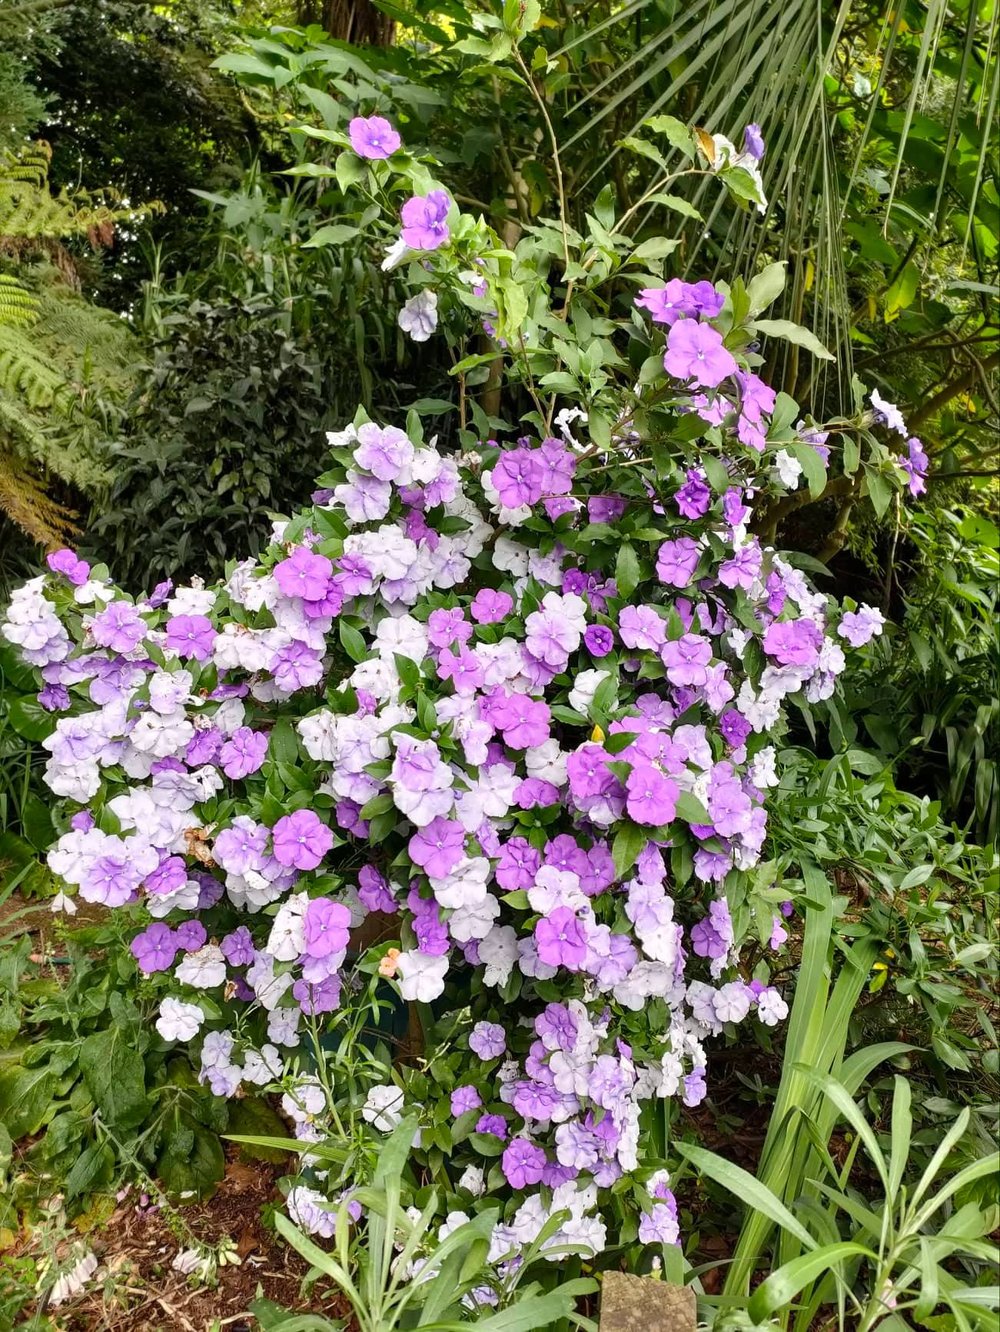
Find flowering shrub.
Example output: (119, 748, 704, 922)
(2, 32, 928, 1285)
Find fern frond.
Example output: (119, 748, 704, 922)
(0, 446, 79, 547)
(0, 273, 38, 326)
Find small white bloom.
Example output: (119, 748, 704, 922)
(362, 1083, 405, 1132)
(396, 949, 449, 1002)
(155, 997, 205, 1042)
(398, 289, 438, 342)
(175, 944, 227, 988)
(49, 1251, 98, 1307)
(381, 236, 409, 271)
(50, 891, 77, 915)
(772, 449, 803, 490)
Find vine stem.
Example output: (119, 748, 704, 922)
(513, 48, 569, 272)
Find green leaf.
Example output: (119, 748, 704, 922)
(79, 1028, 149, 1131)
(228, 1098, 293, 1164)
(747, 262, 787, 314)
(158, 1115, 225, 1200)
(65, 1141, 115, 1201)
(677, 1142, 817, 1250)
(753, 318, 834, 361)
(334, 151, 367, 192)
(7, 697, 56, 742)
(628, 237, 681, 263)
(339, 621, 368, 663)
(675, 791, 711, 825)
(746, 1242, 876, 1321)
(269, 719, 299, 766)
(781, 442, 829, 499)
(612, 822, 647, 878)
(615, 544, 641, 599)
(645, 114, 695, 159)
(304, 223, 360, 249)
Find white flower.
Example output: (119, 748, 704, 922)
(757, 987, 789, 1026)
(396, 949, 449, 1002)
(49, 1251, 98, 1306)
(458, 1165, 485, 1196)
(171, 1248, 206, 1276)
(156, 997, 205, 1042)
(362, 1083, 405, 1132)
(772, 449, 802, 490)
(870, 388, 907, 435)
(398, 289, 438, 342)
(267, 894, 309, 962)
(381, 236, 409, 271)
(568, 668, 612, 717)
(50, 891, 77, 915)
(175, 945, 227, 988)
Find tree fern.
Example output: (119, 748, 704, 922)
(0, 143, 147, 548)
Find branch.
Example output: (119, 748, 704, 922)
(907, 350, 1000, 428)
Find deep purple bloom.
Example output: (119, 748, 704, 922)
(409, 818, 465, 879)
(584, 624, 614, 657)
(274, 548, 334, 602)
(451, 1085, 482, 1116)
(476, 1113, 508, 1140)
(175, 920, 207, 952)
(743, 123, 766, 161)
(625, 765, 679, 826)
(492, 448, 543, 509)
(664, 320, 738, 388)
(675, 469, 712, 520)
(221, 926, 255, 967)
(131, 923, 177, 974)
(470, 588, 513, 624)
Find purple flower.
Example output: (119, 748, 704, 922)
(303, 898, 351, 958)
(469, 1021, 506, 1060)
(220, 727, 268, 779)
(656, 537, 700, 587)
(175, 919, 207, 952)
(274, 548, 334, 602)
(355, 424, 414, 482)
(349, 114, 401, 159)
(146, 579, 173, 608)
(496, 837, 542, 890)
(409, 818, 466, 879)
(675, 468, 712, 520)
(636, 279, 724, 325)
(400, 190, 450, 250)
(271, 810, 334, 871)
(762, 618, 823, 667)
(838, 604, 885, 648)
(451, 1085, 482, 1116)
(492, 448, 543, 509)
(221, 927, 255, 967)
(719, 709, 752, 748)
(493, 692, 550, 750)
(164, 614, 216, 662)
(90, 601, 146, 654)
(535, 907, 587, 970)
(470, 588, 513, 624)
(664, 320, 738, 388)
(46, 549, 90, 586)
(501, 1138, 546, 1190)
(625, 765, 679, 826)
(475, 1113, 508, 1140)
(743, 123, 766, 161)
(130, 923, 177, 974)
(638, 1200, 680, 1245)
(587, 495, 626, 524)
(584, 624, 614, 657)
(144, 855, 187, 896)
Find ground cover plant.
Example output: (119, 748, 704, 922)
(0, 1, 997, 1328)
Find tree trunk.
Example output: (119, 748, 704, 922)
(298, 0, 395, 46)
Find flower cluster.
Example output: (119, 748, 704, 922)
(3, 112, 915, 1272)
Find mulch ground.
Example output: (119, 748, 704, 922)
(11, 1154, 357, 1331)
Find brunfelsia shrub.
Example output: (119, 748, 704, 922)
(1, 101, 923, 1274)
